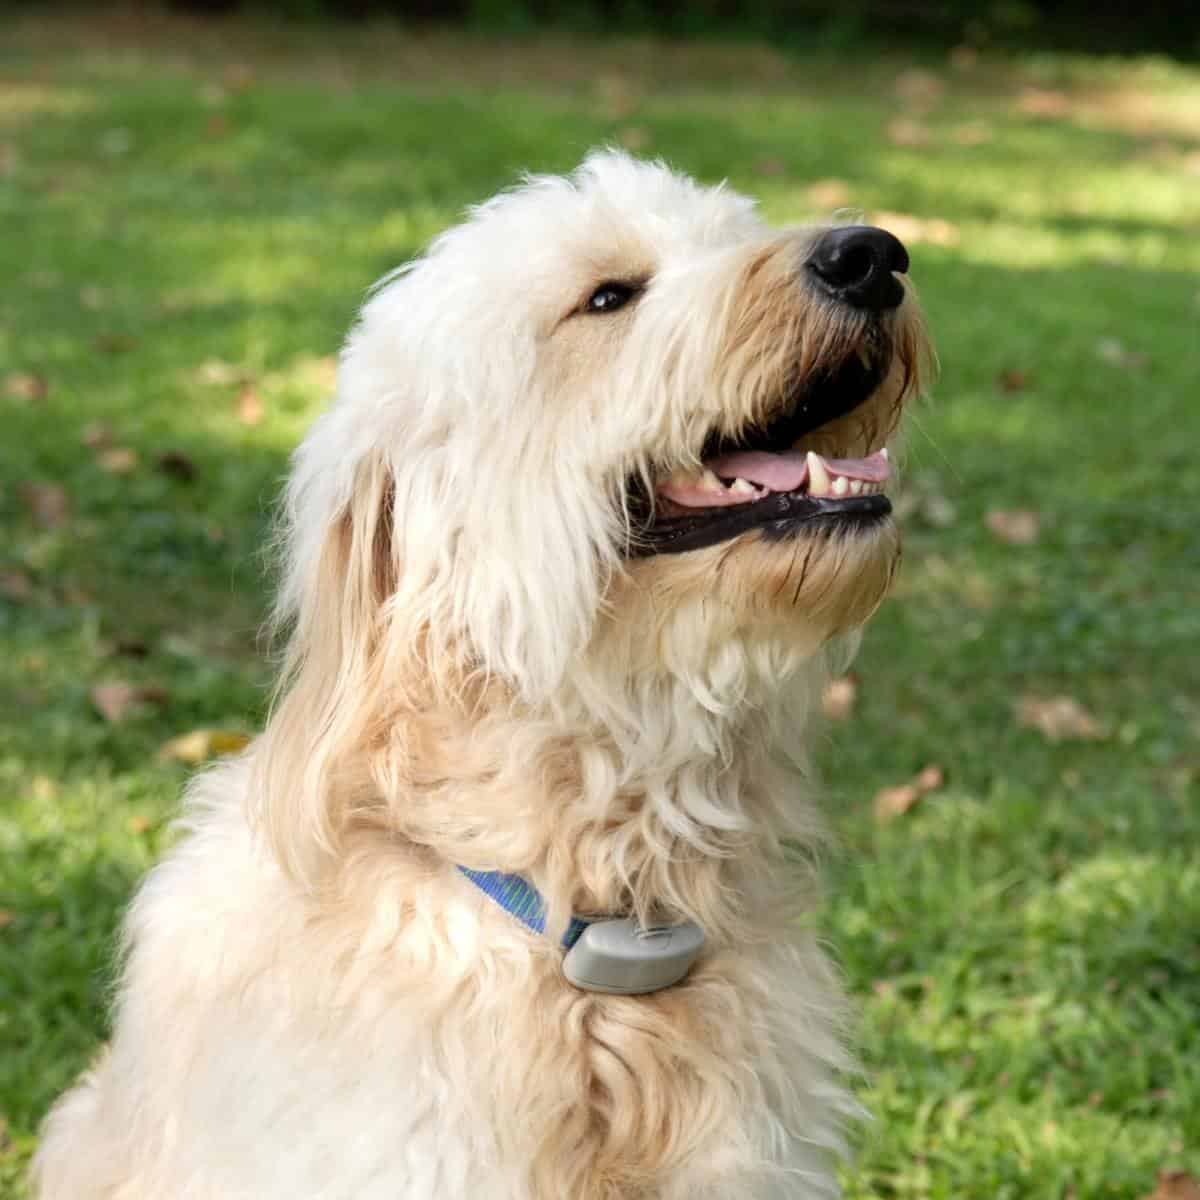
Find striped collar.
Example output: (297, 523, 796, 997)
(457, 867, 594, 948)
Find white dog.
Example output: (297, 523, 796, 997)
(35, 151, 927, 1199)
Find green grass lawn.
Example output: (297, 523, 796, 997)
(2, 13, 1198, 1198)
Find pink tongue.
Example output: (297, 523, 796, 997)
(707, 449, 890, 489)
(705, 450, 808, 491)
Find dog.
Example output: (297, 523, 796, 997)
(35, 151, 928, 1199)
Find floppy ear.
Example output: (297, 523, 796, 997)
(253, 425, 400, 884)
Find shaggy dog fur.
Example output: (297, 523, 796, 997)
(35, 152, 929, 1199)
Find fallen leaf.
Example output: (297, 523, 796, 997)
(986, 508, 1040, 545)
(1096, 337, 1149, 369)
(307, 355, 338, 391)
(97, 446, 139, 474)
(997, 368, 1030, 392)
(80, 421, 113, 448)
(822, 676, 858, 721)
(4, 371, 48, 401)
(807, 178, 852, 209)
(596, 73, 639, 120)
(617, 126, 651, 151)
(754, 158, 787, 176)
(91, 681, 169, 723)
(0, 571, 34, 601)
(1142, 1171, 1200, 1200)
(91, 681, 140, 723)
(237, 385, 264, 425)
(195, 358, 250, 386)
(874, 763, 945, 823)
(948, 44, 979, 71)
(223, 62, 256, 91)
(1016, 695, 1106, 742)
(886, 117, 930, 146)
(19, 482, 69, 528)
(157, 450, 197, 482)
(952, 121, 993, 146)
(874, 783, 920, 822)
(1017, 87, 1071, 118)
(205, 114, 231, 138)
(0, 910, 14, 930)
(915, 764, 945, 792)
(158, 728, 252, 766)
(94, 332, 138, 354)
(872, 211, 961, 247)
(894, 68, 944, 108)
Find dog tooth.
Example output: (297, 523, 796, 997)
(806, 451, 831, 497)
(880, 447, 889, 460)
(832, 476, 849, 497)
(729, 478, 756, 495)
(849, 480, 863, 495)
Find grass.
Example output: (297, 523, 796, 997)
(2, 12, 1199, 1198)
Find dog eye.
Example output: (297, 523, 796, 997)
(586, 282, 637, 314)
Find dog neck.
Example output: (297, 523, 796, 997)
(371, 652, 827, 947)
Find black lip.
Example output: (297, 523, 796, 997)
(630, 492, 891, 558)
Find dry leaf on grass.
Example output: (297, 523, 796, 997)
(617, 126, 651, 151)
(91, 681, 169, 723)
(159, 729, 252, 766)
(97, 446, 139, 474)
(821, 676, 858, 721)
(0, 571, 34, 601)
(1142, 1172, 1200, 1200)
(754, 158, 786, 177)
(1016, 695, 1106, 742)
(81, 421, 113, 448)
(237, 385, 264, 425)
(874, 763, 946, 823)
(886, 118, 930, 146)
(195, 358, 251, 386)
(4, 371, 48, 401)
(807, 179, 852, 209)
(94, 332, 138, 354)
(997, 368, 1030, 392)
(0, 909, 14, 930)
(952, 121, 993, 146)
(1017, 87, 1072, 118)
(893, 68, 944, 108)
(986, 508, 1040, 545)
(871, 211, 961, 247)
(948, 44, 979, 71)
(127, 814, 154, 835)
(19, 482, 69, 528)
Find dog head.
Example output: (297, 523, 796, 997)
(277, 151, 928, 712)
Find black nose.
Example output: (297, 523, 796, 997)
(806, 225, 910, 311)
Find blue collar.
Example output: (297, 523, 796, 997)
(457, 867, 594, 948)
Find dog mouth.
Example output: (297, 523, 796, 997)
(629, 348, 896, 558)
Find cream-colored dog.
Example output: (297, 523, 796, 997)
(36, 152, 928, 1199)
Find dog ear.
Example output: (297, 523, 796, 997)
(253, 442, 399, 884)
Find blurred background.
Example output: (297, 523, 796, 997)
(1, 3, 1198, 1198)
